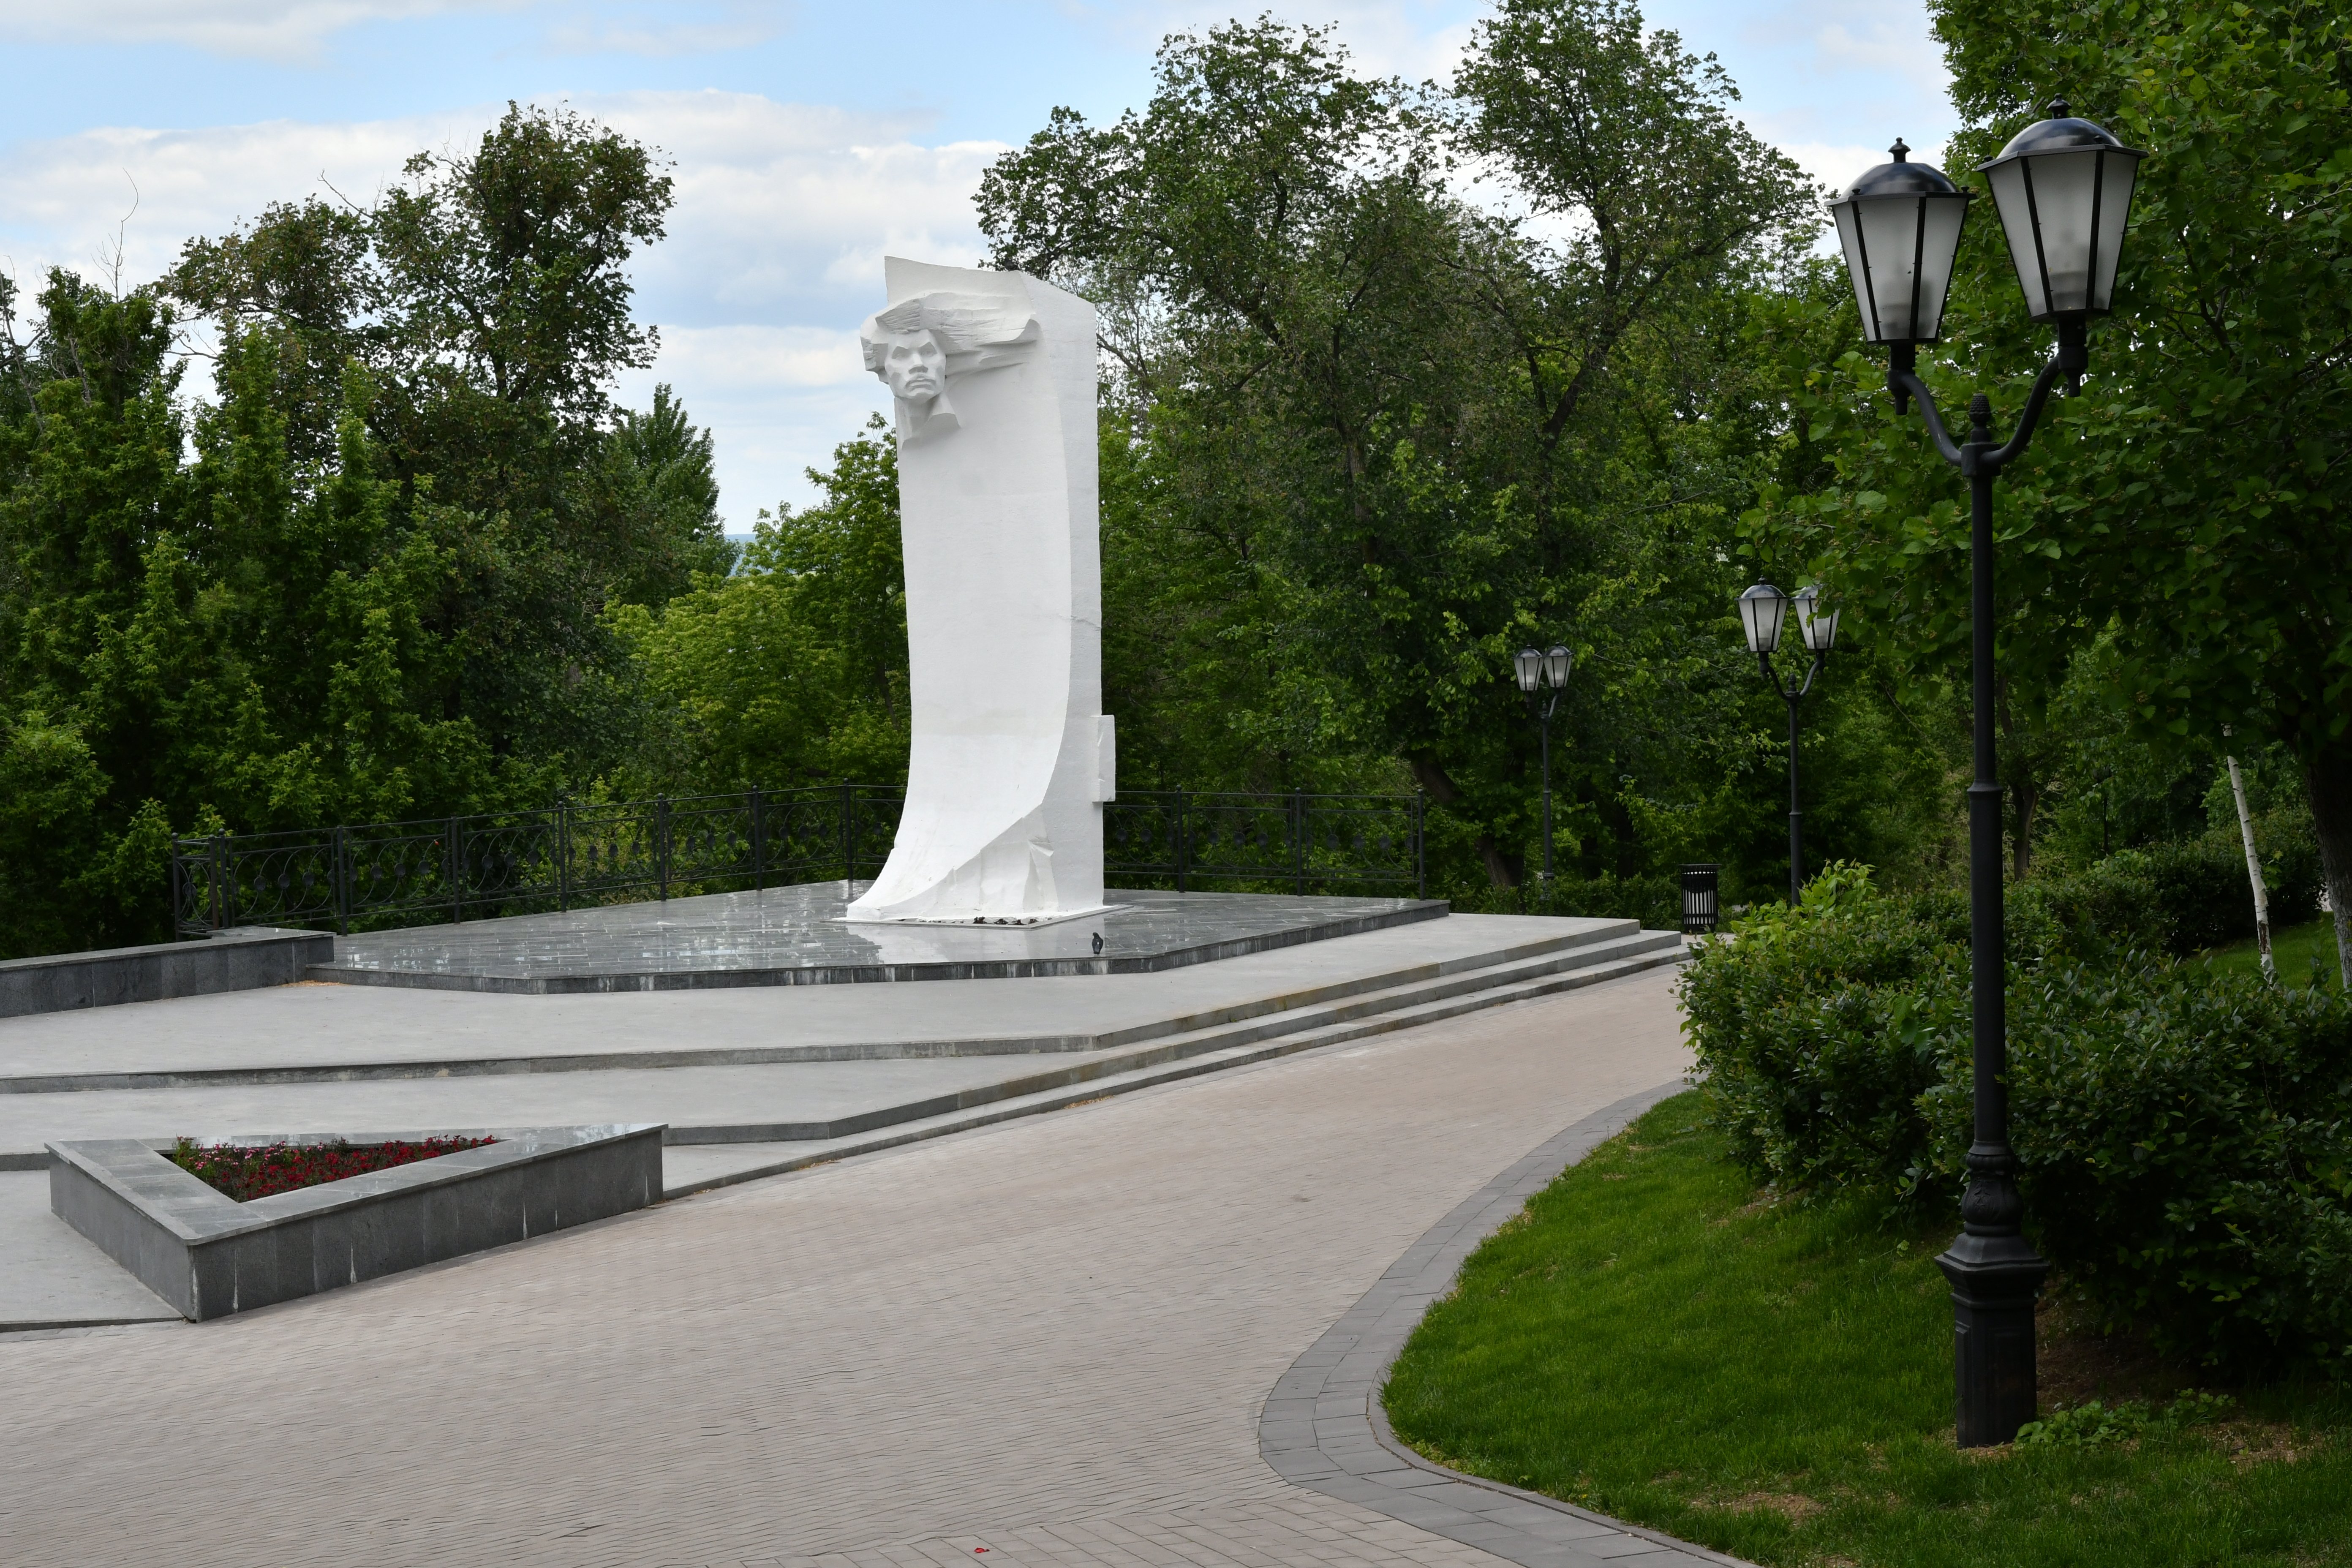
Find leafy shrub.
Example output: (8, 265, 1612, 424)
(2017, 812, 2323, 960)
(2009, 855, 2168, 958)
(1685, 866, 2352, 1375)
(2013, 1391, 2233, 1448)
(1678, 864, 1962, 1196)
(1932, 958, 2352, 1371)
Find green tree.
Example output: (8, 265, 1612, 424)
(0, 106, 703, 954)
(1750, 0, 2352, 976)
(615, 419, 908, 794)
(169, 102, 683, 769)
(981, 8, 1892, 908)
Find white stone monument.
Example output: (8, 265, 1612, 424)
(842, 257, 1115, 926)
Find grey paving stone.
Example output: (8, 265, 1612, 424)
(4, 957, 1704, 1568)
(1258, 1081, 1758, 1568)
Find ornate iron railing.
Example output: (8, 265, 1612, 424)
(172, 786, 1425, 936)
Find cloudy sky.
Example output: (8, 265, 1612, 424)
(0, 0, 1954, 523)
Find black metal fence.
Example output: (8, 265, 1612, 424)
(172, 786, 1426, 936)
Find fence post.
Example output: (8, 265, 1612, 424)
(212, 835, 228, 929)
(1414, 790, 1426, 899)
(840, 782, 854, 885)
(1176, 791, 1190, 894)
(557, 797, 571, 912)
(1293, 788, 1307, 893)
(170, 841, 184, 939)
(751, 786, 766, 892)
(449, 817, 463, 923)
(657, 797, 672, 901)
(333, 825, 349, 936)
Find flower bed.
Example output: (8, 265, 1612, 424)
(167, 1135, 497, 1202)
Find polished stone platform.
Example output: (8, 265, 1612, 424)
(311, 884, 1445, 992)
(0, 909, 1692, 1332)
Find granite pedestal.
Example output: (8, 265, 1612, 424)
(312, 885, 1444, 993)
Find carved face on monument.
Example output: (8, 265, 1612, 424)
(878, 331, 948, 408)
(859, 291, 1043, 443)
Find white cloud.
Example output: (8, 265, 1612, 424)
(542, 1, 789, 57)
(1070, 0, 1484, 87)
(0, 0, 800, 62)
(614, 326, 887, 519)
(0, 112, 491, 286)
(0, 90, 1000, 517)
(1776, 140, 1899, 199)
(583, 92, 1001, 321)
(0, 0, 515, 62)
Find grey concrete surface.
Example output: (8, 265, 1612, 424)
(1265, 1085, 1750, 1568)
(0, 966, 1696, 1568)
(5, 1053, 1084, 1157)
(52, 1124, 664, 1320)
(1, 912, 1688, 1335)
(316, 885, 1445, 991)
(0, 913, 1630, 1084)
(0, 1172, 179, 1330)
(0, 926, 331, 1020)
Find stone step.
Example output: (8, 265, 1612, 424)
(660, 938, 1693, 1195)
(658, 928, 1690, 1148)
(0, 919, 1660, 1095)
(0, 928, 1688, 1172)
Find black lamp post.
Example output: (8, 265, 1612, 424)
(1829, 101, 2144, 1448)
(1514, 644, 1573, 912)
(1737, 581, 1838, 907)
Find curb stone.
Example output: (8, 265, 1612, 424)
(1260, 1080, 1761, 1568)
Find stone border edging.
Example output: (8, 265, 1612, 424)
(0, 927, 331, 1020)
(50, 1123, 664, 1320)
(1260, 1080, 1757, 1568)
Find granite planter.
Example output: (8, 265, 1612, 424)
(0, 926, 332, 1019)
(48, 1124, 664, 1320)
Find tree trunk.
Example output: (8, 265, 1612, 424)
(2303, 737, 2352, 990)
(2225, 754, 2273, 979)
(1406, 752, 1523, 889)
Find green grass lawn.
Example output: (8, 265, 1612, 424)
(1383, 1093, 2352, 1568)
(2203, 914, 2345, 990)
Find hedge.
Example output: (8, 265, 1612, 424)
(1682, 864, 2352, 1375)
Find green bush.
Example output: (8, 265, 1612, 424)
(1677, 867, 1962, 1197)
(2020, 813, 2323, 960)
(1930, 959, 2352, 1372)
(1684, 866, 2352, 1375)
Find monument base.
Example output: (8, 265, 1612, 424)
(309, 884, 1448, 993)
(840, 903, 1121, 930)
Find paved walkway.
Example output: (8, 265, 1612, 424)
(0, 968, 1693, 1568)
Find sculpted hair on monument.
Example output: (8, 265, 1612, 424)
(859, 292, 1040, 377)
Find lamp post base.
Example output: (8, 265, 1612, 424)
(1936, 1232, 2050, 1447)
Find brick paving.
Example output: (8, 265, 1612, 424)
(0, 968, 1691, 1568)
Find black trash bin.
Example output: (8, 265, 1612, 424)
(1680, 863, 1721, 935)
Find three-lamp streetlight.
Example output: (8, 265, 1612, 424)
(1828, 100, 2144, 1447)
(1736, 581, 1839, 908)
(1513, 645, 1573, 913)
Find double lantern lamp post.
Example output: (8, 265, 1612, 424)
(1514, 645, 1573, 913)
(1827, 100, 2144, 1447)
(1735, 581, 1839, 909)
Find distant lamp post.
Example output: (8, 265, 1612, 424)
(1736, 581, 1835, 907)
(1830, 101, 2145, 1449)
(1514, 644, 1573, 912)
